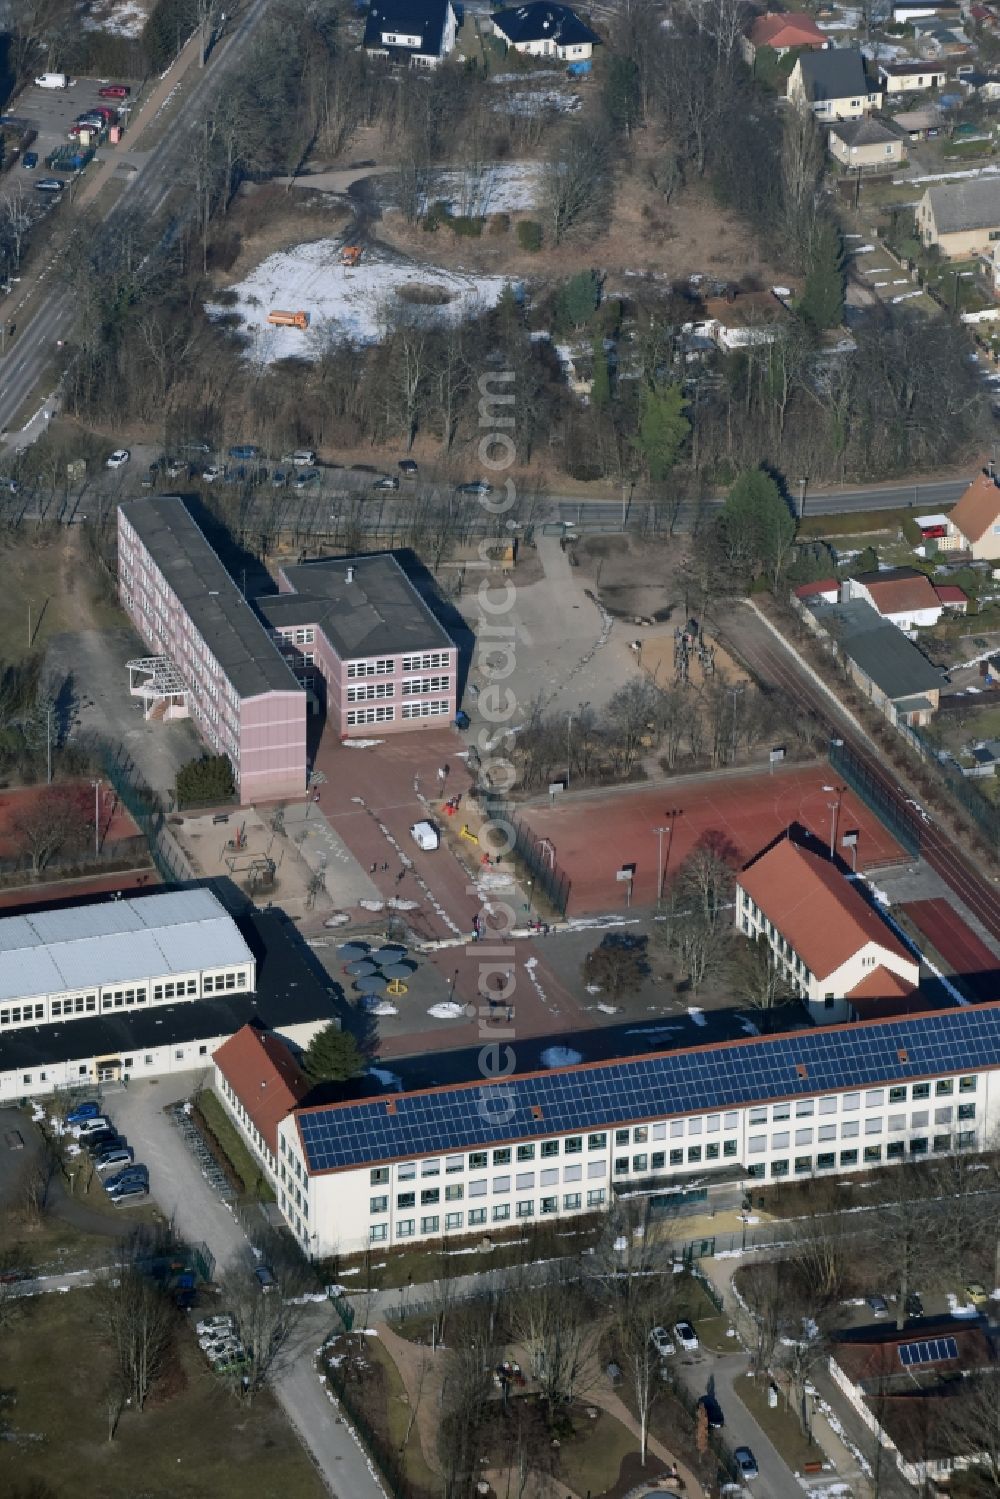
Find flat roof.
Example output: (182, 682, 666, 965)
(0, 906, 339, 1072)
(258, 554, 455, 661)
(119, 498, 304, 701)
(0, 888, 253, 1003)
(294, 1003, 1000, 1174)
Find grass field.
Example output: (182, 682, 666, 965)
(0, 1288, 326, 1499)
(798, 507, 911, 539)
(0, 531, 122, 666)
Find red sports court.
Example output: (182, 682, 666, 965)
(903, 899, 999, 1003)
(521, 763, 906, 916)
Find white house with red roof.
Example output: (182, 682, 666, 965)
(735, 834, 920, 1023)
(743, 10, 828, 63)
(842, 569, 944, 635)
(214, 1022, 311, 1186)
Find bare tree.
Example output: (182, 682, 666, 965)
(730, 934, 797, 1020)
(941, 1373, 1000, 1492)
(512, 1273, 598, 1412)
(224, 1265, 295, 1399)
(4, 185, 33, 272)
(544, 123, 613, 244)
(737, 1261, 784, 1378)
(98, 1255, 175, 1412)
(11, 785, 88, 876)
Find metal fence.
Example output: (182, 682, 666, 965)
(478, 793, 572, 916)
(97, 738, 192, 885)
(828, 737, 921, 860)
(910, 725, 1000, 857)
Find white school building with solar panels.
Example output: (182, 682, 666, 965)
(252, 1005, 1000, 1258)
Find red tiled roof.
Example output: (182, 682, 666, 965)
(738, 837, 914, 981)
(859, 569, 941, 617)
(213, 1023, 310, 1157)
(847, 965, 918, 1001)
(750, 11, 827, 48)
(934, 584, 968, 605)
(794, 578, 839, 598)
(948, 471, 1000, 545)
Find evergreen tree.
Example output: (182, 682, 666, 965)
(556, 270, 601, 332)
(800, 218, 845, 331)
(303, 1024, 363, 1083)
(721, 468, 797, 587)
(636, 383, 690, 480)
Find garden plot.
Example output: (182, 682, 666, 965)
(211, 241, 514, 362)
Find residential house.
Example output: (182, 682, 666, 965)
(934, 582, 968, 612)
(699, 290, 791, 350)
(877, 60, 948, 93)
(829, 1321, 997, 1489)
(891, 0, 961, 20)
(788, 49, 883, 118)
(743, 11, 827, 64)
(945, 469, 1000, 558)
(735, 832, 921, 1024)
(793, 578, 840, 604)
(916, 177, 1000, 257)
(910, 17, 969, 52)
(958, 68, 1000, 99)
(363, 0, 457, 66)
(827, 116, 906, 171)
(841, 568, 944, 634)
(214, 1022, 311, 1187)
(490, 3, 600, 61)
(892, 104, 943, 138)
(810, 598, 943, 725)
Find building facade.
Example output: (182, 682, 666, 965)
(241, 1004, 1000, 1257)
(118, 499, 308, 804)
(916, 178, 1000, 258)
(258, 555, 458, 738)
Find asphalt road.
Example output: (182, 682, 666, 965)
(720, 604, 1000, 944)
(0, 0, 274, 438)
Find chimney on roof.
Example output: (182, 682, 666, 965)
(346, 565, 355, 584)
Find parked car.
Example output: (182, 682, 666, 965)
(33, 178, 65, 193)
(95, 1146, 135, 1171)
(398, 459, 418, 477)
(197, 1314, 234, 1337)
(673, 1321, 699, 1351)
(75, 1114, 113, 1137)
(164, 458, 187, 478)
(184, 440, 213, 454)
(228, 444, 259, 461)
(103, 1165, 148, 1191)
(83, 1131, 120, 1156)
(65, 1101, 100, 1125)
(285, 449, 315, 467)
(108, 1181, 149, 1205)
(456, 480, 493, 496)
(21, 152, 37, 170)
(254, 1264, 278, 1293)
(373, 475, 399, 491)
(649, 1326, 674, 1359)
(905, 1291, 924, 1319)
(734, 1446, 759, 1481)
(699, 1394, 724, 1429)
(294, 469, 321, 491)
(99, 84, 130, 98)
(271, 469, 287, 487)
(965, 1282, 989, 1308)
(201, 464, 224, 483)
(867, 1293, 889, 1319)
(105, 449, 130, 469)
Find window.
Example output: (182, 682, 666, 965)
(588, 1133, 607, 1150)
(819, 1097, 837, 1115)
(842, 1093, 860, 1112)
(865, 1117, 883, 1135)
(492, 1177, 510, 1195)
(614, 1158, 629, 1175)
(515, 1172, 534, 1190)
(933, 1134, 952, 1153)
(564, 1193, 581, 1210)
(749, 1108, 767, 1125)
(935, 1106, 953, 1125)
(398, 1163, 416, 1181)
(816, 1153, 835, 1170)
(864, 1145, 882, 1163)
(445, 1213, 463, 1230)
(772, 1132, 790, 1150)
(541, 1140, 559, 1158)
(912, 1083, 930, 1100)
(402, 675, 451, 696)
(370, 1224, 388, 1243)
(911, 1111, 929, 1129)
(468, 1208, 487, 1226)
(936, 1079, 953, 1096)
(565, 1136, 582, 1154)
(887, 1141, 905, 1160)
(795, 1128, 814, 1146)
(840, 1149, 858, 1166)
(634, 1153, 648, 1172)
(587, 1189, 606, 1207)
(346, 706, 394, 725)
(517, 1144, 535, 1161)
(889, 1086, 907, 1103)
(841, 1121, 859, 1139)
(469, 1179, 487, 1197)
(958, 1103, 976, 1121)
(958, 1130, 977, 1148)
(493, 1148, 511, 1165)
(771, 1159, 789, 1178)
(469, 1152, 487, 1169)
(445, 1155, 463, 1174)
(794, 1156, 812, 1175)
(445, 1184, 463, 1201)
(347, 683, 395, 702)
(402, 652, 447, 671)
(818, 1125, 836, 1143)
(421, 1216, 440, 1234)
(401, 700, 450, 720)
(959, 1076, 977, 1094)
(723, 1140, 738, 1158)
(748, 1136, 766, 1154)
(772, 1104, 790, 1121)
(615, 1129, 630, 1146)
(669, 1149, 683, 1166)
(747, 1163, 765, 1179)
(706, 1143, 720, 1161)
(371, 1168, 389, 1185)
(420, 1188, 440, 1205)
(397, 1192, 415, 1210)
(370, 1196, 388, 1214)
(540, 1196, 558, 1215)
(687, 1146, 702, 1164)
(909, 1138, 928, 1156)
(493, 1204, 510, 1222)
(888, 1114, 906, 1132)
(517, 1200, 534, 1218)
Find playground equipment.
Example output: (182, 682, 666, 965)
(226, 822, 247, 853)
(459, 824, 478, 844)
(386, 978, 408, 997)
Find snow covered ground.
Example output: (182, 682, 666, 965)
(420, 162, 544, 216)
(210, 242, 516, 362)
(82, 0, 148, 36)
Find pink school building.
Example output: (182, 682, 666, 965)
(258, 555, 458, 738)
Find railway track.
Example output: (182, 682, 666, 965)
(720, 610, 1000, 944)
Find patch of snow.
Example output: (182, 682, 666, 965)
(419, 162, 544, 216)
(363, 1000, 398, 1016)
(358, 899, 386, 912)
(596, 1001, 620, 1014)
(947, 1293, 979, 1317)
(850, 244, 876, 255)
(585, 983, 602, 994)
(324, 913, 351, 927)
(540, 1046, 584, 1068)
(688, 1006, 708, 1027)
(387, 897, 419, 910)
(891, 290, 923, 304)
(210, 242, 517, 362)
(367, 1066, 403, 1090)
(494, 88, 581, 116)
(343, 737, 385, 749)
(715, 1249, 744, 1260)
(82, 0, 148, 37)
(738, 1018, 760, 1036)
(428, 1001, 466, 1019)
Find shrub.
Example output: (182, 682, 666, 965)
(423, 200, 452, 232)
(488, 212, 511, 235)
(451, 215, 484, 237)
(176, 754, 235, 806)
(517, 220, 543, 252)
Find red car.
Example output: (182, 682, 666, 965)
(98, 84, 129, 99)
(93, 106, 118, 123)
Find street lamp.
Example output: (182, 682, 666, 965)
(797, 477, 809, 520)
(729, 684, 745, 763)
(822, 783, 846, 860)
(91, 779, 101, 858)
(653, 825, 670, 910)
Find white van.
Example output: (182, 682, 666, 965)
(410, 820, 439, 851)
(35, 73, 68, 89)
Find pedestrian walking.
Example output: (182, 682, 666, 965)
(369, 863, 377, 875)
(382, 861, 389, 873)
(396, 870, 405, 885)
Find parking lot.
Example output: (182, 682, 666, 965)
(2, 77, 135, 183)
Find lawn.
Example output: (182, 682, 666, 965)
(558, 1406, 648, 1497)
(797, 508, 911, 540)
(0, 1287, 326, 1499)
(0, 531, 122, 668)
(194, 1088, 275, 1202)
(735, 1372, 825, 1475)
(327, 1217, 603, 1292)
(363, 1335, 440, 1494)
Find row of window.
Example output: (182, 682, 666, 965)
(746, 1132, 978, 1179)
(369, 1190, 607, 1242)
(747, 1106, 976, 1153)
(0, 970, 249, 1032)
(15, 1042, 211, 1091)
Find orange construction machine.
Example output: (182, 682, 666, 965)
(267, 309, 310, 330)
(341, 246, 363, 268)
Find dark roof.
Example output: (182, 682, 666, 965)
(815, 599, 942, 701)
(797, 47, 872, 102)
(829, 116, 903, 148)
(491, 3, 600, 47)
(119, 499, 303, 701)
(257, 554, 455, 660)
(879, 58, 947, 74)
(364, 0, 453, 55)
(294, 1001, 1000, 1173)
(0, 907, 338, 1074)
(925, 177, 1000, 234)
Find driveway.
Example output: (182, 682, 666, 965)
(107, 1075, 385, 1499)
(671, 1349, 806, 1499)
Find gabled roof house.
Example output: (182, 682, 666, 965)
(491, 3, 600, 61)
(945, 470, 1000, 559)
(788, 48, 883, 118)
(364, 0, 457, 66)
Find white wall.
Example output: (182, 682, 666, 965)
(0, 1030, 231, 1103)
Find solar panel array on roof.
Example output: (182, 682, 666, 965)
(898, 1337, 959, 1367)
(296, 1006, 1000, 1174)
